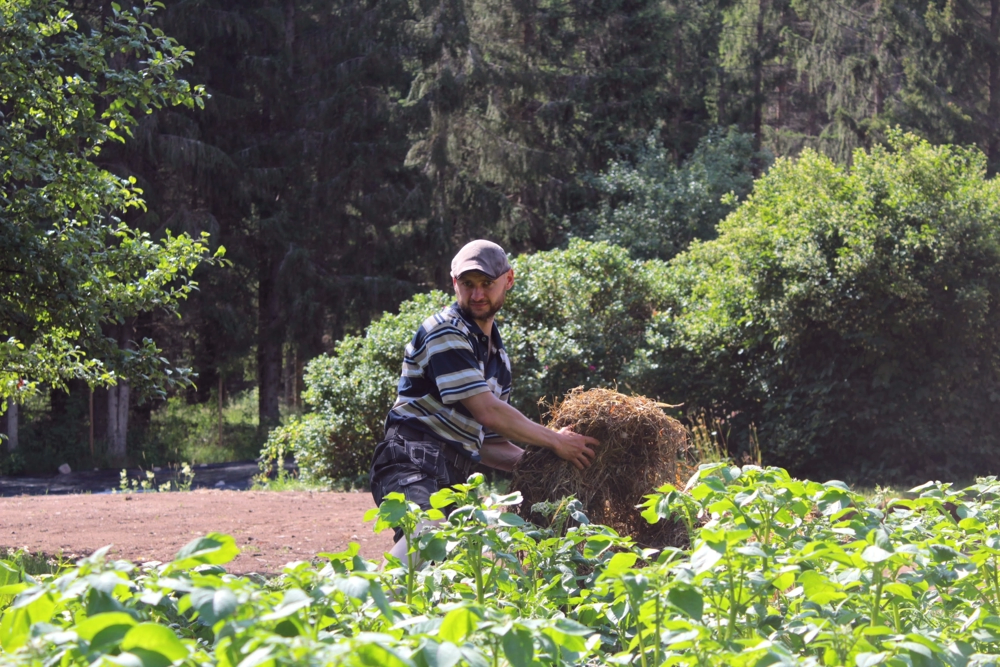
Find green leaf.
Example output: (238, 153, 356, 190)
(438, 607, 479, 643)
(120, 623, 188, 667)
(106, 653, 147, 667)
(498, 512, 524, 526)
(75, 611, 138, 648)
(882, 582, 914, 601)
(584, 536, 614, 559)
(928, 544, 960, 562)
(959, 517, 986, 531)
(418, 533, 448, 563)
(601, 552, 639, 577)
(860, 545, 893, 563)
(0, 562, 19, 587)
(771, 570, 796, 591)
(667, 587, 704, 620)
(188, 588, 238, 625)
(855, 652, 888, 667)
(425, 641, 462, 667)
(369, 582, 395, 623)
(0, 608, 29, 652)
(335, 576, 370, 601)
(373, 495, 411, 531)
(691, 540, 725, 574)
(458, 645, 489, 667)
(260, 589, 311, 621)
(552, 618, 592, 635)
(736, 545, 768, 558)
(352, 643, 414, 667)
(502, 629, 533, 667)
(167, 533, 239, 571)
(798, 570, 846, 605)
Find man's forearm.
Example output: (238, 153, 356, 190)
(479, 439, 524, 472)
(472, 397, 560, 450)
(461, 390, 598, 470)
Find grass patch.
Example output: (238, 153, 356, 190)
(0, 548, 65, 577)
(250, 471, 332, 492)
(139, 389, 263, 465)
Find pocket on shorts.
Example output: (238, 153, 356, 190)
(404, 440, 444, 477)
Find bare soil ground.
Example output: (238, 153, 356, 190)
(0, 490, 395, 574)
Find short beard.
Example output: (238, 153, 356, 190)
(459, 290, 506, 322)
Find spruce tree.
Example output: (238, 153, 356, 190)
(893, 0, 1000, 171)
(403, 0, 686, 260)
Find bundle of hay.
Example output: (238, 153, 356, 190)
(511, 387, 688, 548)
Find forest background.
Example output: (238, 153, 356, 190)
(4, 0, 1000, 485)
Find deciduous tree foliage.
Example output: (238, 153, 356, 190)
(642, 132, 1000, 482)
(0, 0, 215, 408)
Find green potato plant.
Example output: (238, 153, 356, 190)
(6, 467, 1000, 666)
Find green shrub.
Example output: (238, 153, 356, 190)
(261, 240, 668, 484)
(499, 239, 668, 418)
(643, 131, 1000, 483)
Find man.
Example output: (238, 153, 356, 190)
(370, 239, 599, 560)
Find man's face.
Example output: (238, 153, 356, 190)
(453, 269, 514, 322)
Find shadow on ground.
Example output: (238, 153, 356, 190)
(0, 460, 297, 496)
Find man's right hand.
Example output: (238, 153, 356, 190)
(550, 426, 598, 470)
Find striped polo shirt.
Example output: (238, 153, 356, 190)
(385, 303, 513, 460)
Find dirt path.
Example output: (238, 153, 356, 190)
(0, 490, 395, 574)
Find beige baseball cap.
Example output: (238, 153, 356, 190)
(451, 240, 511, 279)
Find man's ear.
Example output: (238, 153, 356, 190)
(505, 269, 515, 289)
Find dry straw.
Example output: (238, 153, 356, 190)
(511, 387, 688, 547)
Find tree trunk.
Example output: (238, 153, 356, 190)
(294, 352, 304, 410)
(107, 382, 119, 460)
(258, 251, 284, 431)
(105, 321, 134, 465)
(873, 0, 884, 118)
(752, 0, 767, 157)
(284, 0, 295, 78)
(989, 0, 1000, 168)
(218, 374, 224, 450)
(5, 401, 18, 451)
(106, 382, 131, 464)
(89, 388, 94, 458)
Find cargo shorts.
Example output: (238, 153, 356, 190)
(369, 431, 470, 543)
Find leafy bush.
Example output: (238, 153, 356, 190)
(261, 240, 667, 484)
(499, 240, 668, 418)
(7, 467, 1000, 666)
(579, 127, 766, 261)
(642, 131, 1000, 483)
